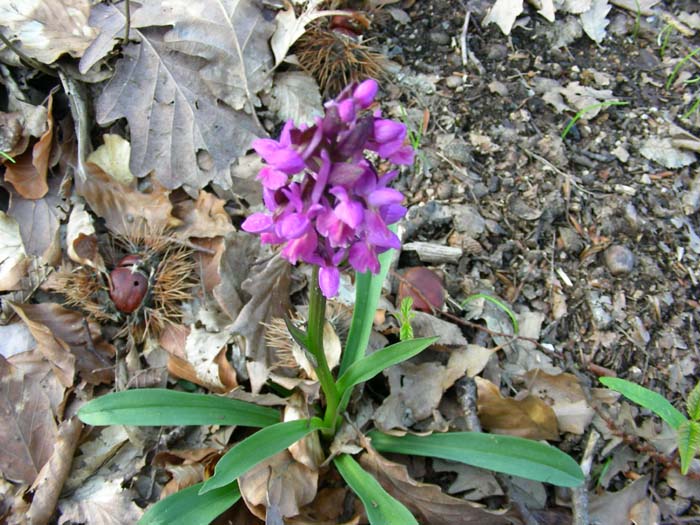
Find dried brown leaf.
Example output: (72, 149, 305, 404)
(11, 303, 114, 386)
(476, 377, 559, 440)
(174, 191, 235, 239)
(76, 163, 181, 236)
(57, 477, 143, 525)
(522, 370, 594, 435)
(0, 211, 27, 292)
(0, 356, 59, 485)
(359, 448, 516, 525)
(230, 255, 291, 393)
(0, 0, 97, 64)
(86, 134, 135, 186)
(94, 0, 273, 190)
(27, 417, 83, 525)
(239, 450, 318, 520)
(6, 175, 66, 260)
(589, 475, 649, 525)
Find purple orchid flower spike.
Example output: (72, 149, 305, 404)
(242, 79, 415, 298)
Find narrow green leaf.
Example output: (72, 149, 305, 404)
(334, 454, 418, 525)
(677, 420, 700, 475)
(139, 481, 240, 525)
(368, 431, 584, 488)
(340, 239, 395, 376)
(200, 418, 325, 494)
(461, 293, 519, 335)
(687, 382, 700, 421)
(78, 389, 280, 427)
(599, 377, 687, 429)
(336, 337, 439, 394)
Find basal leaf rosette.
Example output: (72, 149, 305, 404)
(242, 79, 414, 298)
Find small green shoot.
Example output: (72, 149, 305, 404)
(1, 152, 15, 163)
(561, 101, 630, 140)
(600, 377, 700, 474)
(631, 0, 641, 41)
(395, 296, 415, 341)
(683, 97, 700, 120)
(461, 293, 519, 335)
(666, 48, 700, 90)
(658, 24, 675, 58)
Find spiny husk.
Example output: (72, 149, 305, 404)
(295, 24, 387, 97)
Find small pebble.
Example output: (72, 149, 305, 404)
(429, 31, 450, 45)
(436, 181, 452, 199)
(605, 245, 635, 276)
(445, 75, 462, 89)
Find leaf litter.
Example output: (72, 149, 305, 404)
(2, 0, 700, 522)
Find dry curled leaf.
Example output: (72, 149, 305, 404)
(0, 212, 27, 292)
(359, 447, 515, 525)
(475, 376, 559, 441)
(174, 191, 235, 239)
(0, 0, 97, 64)
(86, 134, 135, 186)
(0, 356, 59, 485)
(4, 94, 54, 200)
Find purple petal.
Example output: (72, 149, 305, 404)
(337, 116, 373, 158)
(282, 231, 318, 264)
(335, 199, 364, 228)
(376, 138, 404, 159)
(329, 163, 365, 186)
(311, 149, 331, 204)
(337, 99, 356, 123)
(252, 139, 305, 174)
(318, 266, 340, 298)
(257, 166, 288, 190)
(365, 211, 401, 249)
(373, 119, 406, 143)
(381, 204, 407, 225)
(388, 145, 416, 166)
(353, 79, 378, 108)
(241, 213, 273, 233)
(349, 242, 380, 274)
(279, 213, 309, 239)
(368, 188, 404, 207)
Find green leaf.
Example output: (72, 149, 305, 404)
(599, 377, 687, 429)
(333, 454, 418, 525)
(687, 382, 700, 421)
(336, 337, 439, 395)
(677, 420, 700, 475)
(78, 389, 280, 427)
(368, 431, 584, 488)
(200, 418, 325, 494)
(139, 481, 240, 525)
(339, 238, 395, 376)
(461, 293, 519, 335)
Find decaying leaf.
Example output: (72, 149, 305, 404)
(359, 448, 514, 525)
(27, 417, 83, 525)
(522, 370, 594, 435)
(57, 477, 143, 525)
(7, 176, 66, 261)
(0, 356, 59, 485)
(580, 0, 611, 43)
(94, 0, 274, 191)
(640, 137, 697, 168)
(229, 255, 291, 393)
(86, 134, 135, 186)
(476, 377, 559, 440)
(4, 94, 54, 200)
(589, 475, 649, 525)
(264, 72, 323, 127)
(174, 191, 235, 239)
(0, 0, 97, 64)
(79, 2, 126, 74)
(483, 0, 524, 35)
(65, 201, 104, 270)
(432, 459, 503, 500)
(239, 450, 318, 520)
(76, 164, 181, 236)
(0, 212, 28, 292)
(11, 303, 114, 386)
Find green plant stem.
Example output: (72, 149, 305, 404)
(307, 266, 339, 437)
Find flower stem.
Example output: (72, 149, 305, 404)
(307, 267, 340, 438)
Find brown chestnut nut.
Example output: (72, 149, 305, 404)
(109, 255, 148, 314)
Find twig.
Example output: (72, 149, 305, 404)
(123, 0, 131, 43)
(455, 376, 481, 432)
(460, 11, 470, 68)
(0, 31, 56, 76)
(572, 430, 599, 525)
(58, 69, 92, 182)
